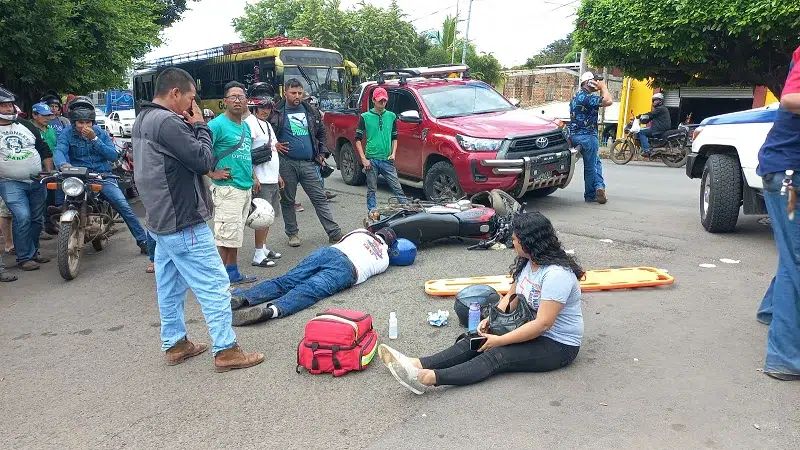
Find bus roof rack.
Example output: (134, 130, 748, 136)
(376, 65, 471, 85)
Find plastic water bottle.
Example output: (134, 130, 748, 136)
(468, 302, 481, 332)
(388, 312, 398, 339)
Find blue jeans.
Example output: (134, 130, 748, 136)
(0, 180, 46, 262)
(638, 128, 656, 152)
(236, 247, 357, 317)
(98, 179, 147, 244)
(146, 234, 157, 263)
(757, 172, 800, 375)
(152, 224, 237, 354)
(366, 159, 407, 211)
(570, 134, 605, 201)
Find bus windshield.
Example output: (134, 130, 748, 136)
(284, 66, 346, 110)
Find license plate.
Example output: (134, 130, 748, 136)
(530, 158, 569, 181)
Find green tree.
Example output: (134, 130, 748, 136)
(1, 0, 191, 109)
(232, 0, 303, 41)
(418, 17, 502, 86)
(574, 0, 800, 96)
(519, 33, 574, 69)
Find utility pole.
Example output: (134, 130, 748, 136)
(599, 66, 610, 144)
(579, 48, 588, 77)
(451, 0, 459, 64)
(461, 0, 473, 65)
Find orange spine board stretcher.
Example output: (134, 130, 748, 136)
(425, 267, 674, 296)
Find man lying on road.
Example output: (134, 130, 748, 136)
(230, 228, 401, 326)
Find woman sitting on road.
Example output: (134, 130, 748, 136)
(379, 211, 584, 394)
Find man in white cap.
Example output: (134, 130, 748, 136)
(569, 71, 612, 204)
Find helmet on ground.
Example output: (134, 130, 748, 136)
(389, 238, 416, 266)
(202, 109, 215, 119)
(374, 227, 397, 248)
(470, 189, 521, 217)
(246, 198, 275, 230)
(67, 96, 96, 122)
(454, 284, 501, 327)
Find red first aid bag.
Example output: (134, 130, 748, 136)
(296, 309, 379, 377)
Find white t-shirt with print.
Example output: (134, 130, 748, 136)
(332, 229, 390, 285)
(244, 114, 279, 184)
(515, 262, 583, 346)
(0, 122, 42, 182)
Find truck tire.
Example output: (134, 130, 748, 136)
(339, 142, 366, 186)
(700, 153, 742, 233)
(424, 161, 464, 201)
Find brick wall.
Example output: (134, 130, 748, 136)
(502, 71, 578, 107)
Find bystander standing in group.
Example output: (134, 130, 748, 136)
(208, 81, 259, 285)
(754, 45, 800, 382)
(569, 71, 612, 204)
(244, 82, 283, 268)
(270, 78, 342, 247)
(133, 67, 263, 372)
(40, 93, 70, 135)
(0, 87, 53, 275)
(355, 87, 407, 212)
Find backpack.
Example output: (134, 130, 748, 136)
(296, 309, 379, 377)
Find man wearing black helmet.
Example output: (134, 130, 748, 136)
(638, 92, 672, 157)
(0, 87, 54, 274)
(40, 93, 70, 135)
(54, 96, 149, 254)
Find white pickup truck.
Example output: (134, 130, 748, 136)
(685, 102, 780, 232)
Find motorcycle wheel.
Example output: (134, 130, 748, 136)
(609, 139, 634, 165)
(57, 217, 82, 281)
(661, 141, 688, 168)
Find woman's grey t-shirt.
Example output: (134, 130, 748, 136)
(515, 262, 583, 346)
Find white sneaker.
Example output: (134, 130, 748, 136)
(377, 344, 410, 367)
(387, 361, 426, 395)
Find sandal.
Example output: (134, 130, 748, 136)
(5, 248, 15, 255)
(146, 262, 155, 273)
(264, 249, 282, 259)
(0, 270, 17, 282)
(252, 258, 276, 267)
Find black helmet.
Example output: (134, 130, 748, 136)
(374, 227, 397, 247)
(40, 93, 62, 106)
(454, 284, 501, 327)
(68, 96, 96, 122)
(247, 82, 274, 99)
(0, 87, 16, 104)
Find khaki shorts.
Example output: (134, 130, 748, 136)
(254, 183, 281, 219)
(0, 197, 10, 218)
(210, 184, 251, 248)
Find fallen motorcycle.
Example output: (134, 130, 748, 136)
(39, 168, 117, 280)
(364, 189, 520, 249)
(112, 141, 137, 199)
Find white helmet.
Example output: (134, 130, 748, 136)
(246, 198, 275, 230)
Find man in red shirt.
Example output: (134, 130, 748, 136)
(754, 45, 800, 381)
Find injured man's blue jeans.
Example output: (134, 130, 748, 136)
(234, 247, 357, 317)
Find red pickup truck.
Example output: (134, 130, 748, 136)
(324, 67, 578, 201)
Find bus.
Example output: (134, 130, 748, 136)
(87, 90, 135, 115)
(132, 39, 361, 114)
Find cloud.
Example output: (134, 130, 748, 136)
(145, 0, 575, 68)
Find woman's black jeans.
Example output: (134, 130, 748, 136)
(419, 336, 579, 386)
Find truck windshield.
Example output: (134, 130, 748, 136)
(419, 83, 514, 119)
(284, 66, 346, 110)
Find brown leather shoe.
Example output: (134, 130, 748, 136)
(165, 337, 209, 366)
(214, 343, 265, 373)
(596, 188, 608, 204)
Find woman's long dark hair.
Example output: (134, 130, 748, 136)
(509, 211, 584, 280)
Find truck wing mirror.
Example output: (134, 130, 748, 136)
(399, 110, 422, 123)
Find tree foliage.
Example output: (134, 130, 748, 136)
(574, 0, 800, 96)
(0, 0, 192, 109)
(518, 33, 575, 69)
(232, 0, 503, 85)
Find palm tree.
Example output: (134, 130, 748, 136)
(433, 14, 459, 63)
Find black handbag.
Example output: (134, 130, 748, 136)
(488, 293, 536, 336)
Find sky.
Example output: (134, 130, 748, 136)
(144, 0, 577, 68)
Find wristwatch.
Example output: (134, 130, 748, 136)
(92, 136, 98, 142)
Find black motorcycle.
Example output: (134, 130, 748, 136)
(40, 168, 117, 280)
(112, 141, 137, 199)
(609, 116, 689, 168)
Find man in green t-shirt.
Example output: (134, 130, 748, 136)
(29, 103, 58, 156)
(355, 87, 407, 212)
(208, 81, 258, 285)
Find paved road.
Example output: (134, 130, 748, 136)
(1, 160, 798, 449)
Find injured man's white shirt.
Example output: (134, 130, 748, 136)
(331, 229, 390, 285)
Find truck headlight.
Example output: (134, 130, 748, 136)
(456, 135, 503, 152)
(62, 177, 85, 197)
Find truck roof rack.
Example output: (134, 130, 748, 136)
(377, 65, 471, 85)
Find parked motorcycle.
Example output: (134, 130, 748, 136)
(39, 168, 117, 280)
(112, 141, 137, 199)
(609, 117, 689, 168)
(364, 190, 520, 248)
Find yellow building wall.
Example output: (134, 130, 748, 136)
(616, 77, 654, 139)
(765, 89, 779, 105)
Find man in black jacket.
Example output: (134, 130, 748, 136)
(639, 93, 672, 157)
(269, 78, 342, 247)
